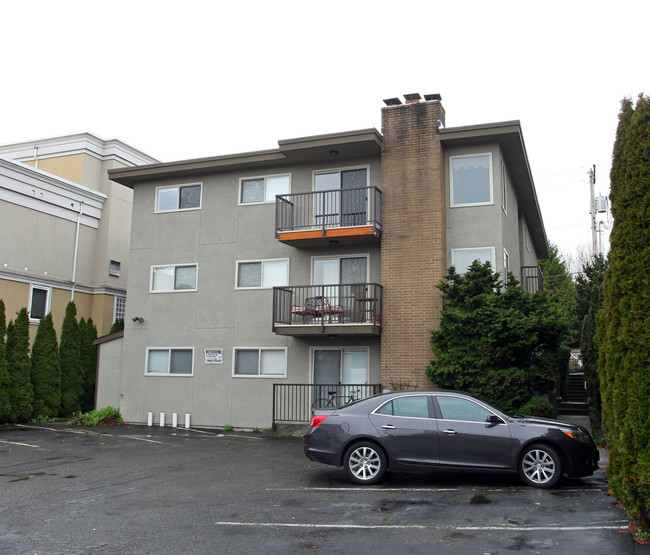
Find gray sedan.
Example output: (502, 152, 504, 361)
(303, 390, 599, 488)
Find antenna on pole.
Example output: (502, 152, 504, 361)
(589, 165, 597, 255)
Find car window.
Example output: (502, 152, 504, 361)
(437, 396, 491, 423)
(376, 396, 430, 418)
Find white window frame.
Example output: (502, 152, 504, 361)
(235, 258, 289, 290)
(145, 347, 194, 376)
(109, 260, 121, 277)
(150, 264, 198, 293)
(500, 158, 508, 215)
(232, 347, 287, 378)
(113, 295, 126, 322)
(310, 253, 370, 284)
(450, 152, 493, 207)
(450, 247, 496, 274)
(503, 248, 510, 284)
(309, 346, 370, 384)
(312, 165, 370, 190)
(28, 284, 51, 323)
(155, 182, 203, 213)
(239, 173, 291, 205)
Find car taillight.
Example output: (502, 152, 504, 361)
(310, 414, 329, 427)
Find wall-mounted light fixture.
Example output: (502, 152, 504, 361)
(132, 316, 144, 323)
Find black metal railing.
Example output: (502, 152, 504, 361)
(276, 186, 382, 237)
(521, 266, 544, 294)
(272, 383, 383, 429)
(272, 283, 382, 330)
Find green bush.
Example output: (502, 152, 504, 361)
(68, 406, 123, 426)
(518, 397, 556, 419)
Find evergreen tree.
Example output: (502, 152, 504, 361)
(79, 318, 98, 412)
(575, 255, 607, 414)
(30, 313, 61, 418)
(597, 95, 650, 529)
(7, 308, 33, 422)
(0, 299, 11, 422)
(427, 261, 573, 413)
(59, 302, 83, 416)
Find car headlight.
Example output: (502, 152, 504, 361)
(562, 429, 591, 443)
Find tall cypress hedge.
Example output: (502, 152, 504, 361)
(0, 300, 11, 422)
(60, 302, 83, 416)
(7, 308, 33, 422)
(79, 317, 98, 412)
(598, 95, 650, 529)
(31, 313, 61, 419)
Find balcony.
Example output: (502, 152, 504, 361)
(275, 187, 382, 247)
(272, 283, 382, 336)
(521, 266, 544, 294)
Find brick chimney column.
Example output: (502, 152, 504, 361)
(380, 99, 446, 389)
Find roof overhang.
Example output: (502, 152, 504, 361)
(440, 121, 549, 259)
(108, 129, 383, 187)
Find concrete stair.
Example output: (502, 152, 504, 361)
(557, 372, 590, 416)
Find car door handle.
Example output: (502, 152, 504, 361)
(382, 425, 396, 429)
(443, 429, 457, 435)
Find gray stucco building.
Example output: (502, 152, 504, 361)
(96, 94, 548, 430)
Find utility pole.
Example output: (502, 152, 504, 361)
(589, 165, 597, 255)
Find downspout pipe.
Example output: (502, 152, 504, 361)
(71, 201, 84, 301)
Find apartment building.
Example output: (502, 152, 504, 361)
(97, 95, 548, 429)
(0, 133, 158, 338)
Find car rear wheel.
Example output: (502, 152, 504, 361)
(343, 442, 386, 485)
(519, 443, 562, 488)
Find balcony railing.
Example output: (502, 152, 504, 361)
(272, 383, 383, 430)
(272, 283, 382, 334)
(521, 266, 544, 294)
(275, 187, 382, 242)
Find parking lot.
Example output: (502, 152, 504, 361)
(0, 423, 647, 554)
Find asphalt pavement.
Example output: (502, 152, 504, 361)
(1, 422, 648, 554)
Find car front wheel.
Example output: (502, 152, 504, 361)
(518, 443, 562, 488)
(343, 441, 386, 485)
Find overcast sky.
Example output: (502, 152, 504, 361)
(3, 0, 647, 262)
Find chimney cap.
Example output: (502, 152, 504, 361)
(383, 97, 402, 106)
(404, 93, 422, 104)
(424, 93, 442, 101)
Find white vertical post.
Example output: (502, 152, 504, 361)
(172, 413, 178, 428)
(160, 412, 165, 427)
(147, 411, 153, 426)
(185, 413, 191, 429)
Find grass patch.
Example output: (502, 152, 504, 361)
(68, 406, 123, 426)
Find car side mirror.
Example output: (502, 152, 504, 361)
(486, 415, 505, 426)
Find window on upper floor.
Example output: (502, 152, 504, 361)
(233, 347, 287, 377)
(109, 260, 121, 277)
(236, 259, 288, 289)
(29, 285, 50, 322)
(503, 248, 510, 284)
(155, 183, 202, 212)
(450, 153, 493, 207)
(451, 247, 495, 274)
(240, 174, 290, 204)
(150, 264, 198, 292)
(147, 348, 193, 375)
(114, 296, 126, 322)
(500, 158, 508, 215)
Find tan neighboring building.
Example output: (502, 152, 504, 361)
(0, 133, 158, 339)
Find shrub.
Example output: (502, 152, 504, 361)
(518, 397, 556, 419)
(68, 406, 123, 426)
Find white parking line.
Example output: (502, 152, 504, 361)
(266, 486, 607, 493)
(0, 439, 40, 449)
(214, 521, 628, 531)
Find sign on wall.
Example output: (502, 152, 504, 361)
(205, 349, 223, 364)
